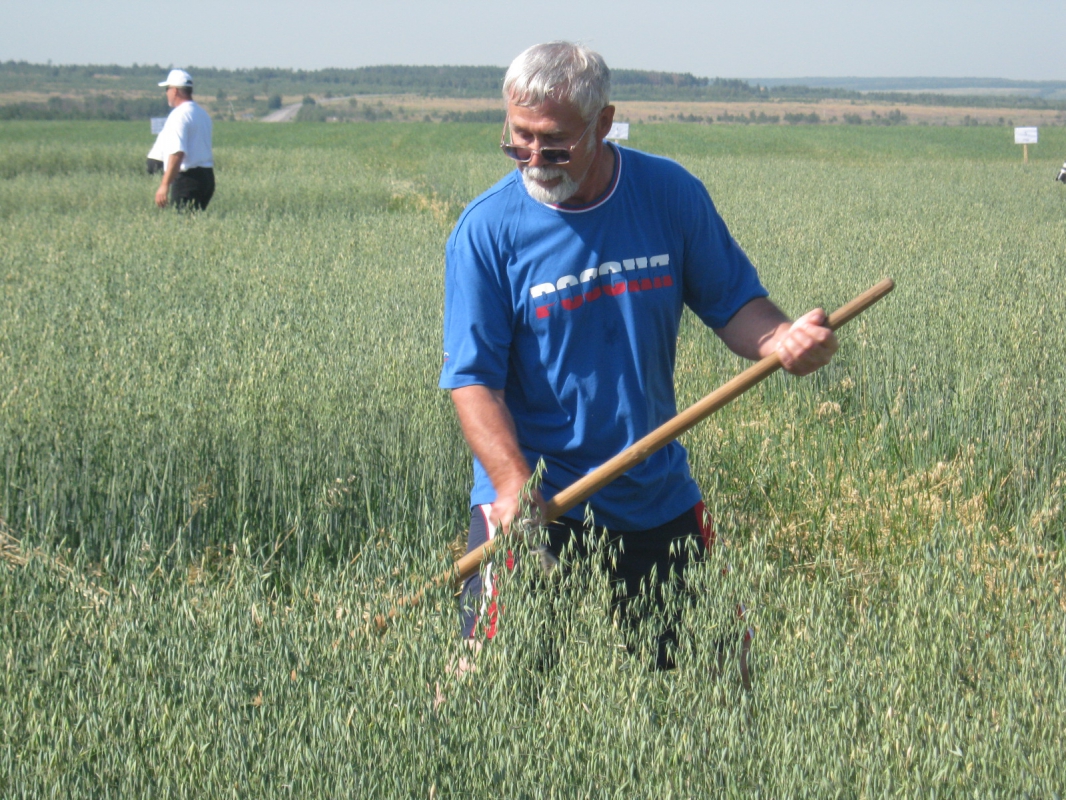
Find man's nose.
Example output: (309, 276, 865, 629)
(527, 141, 558, 168)
(527, 149, 549, 168)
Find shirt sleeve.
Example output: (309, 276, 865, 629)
(679, 179, 768, 329)
(439, 217, 514, 390)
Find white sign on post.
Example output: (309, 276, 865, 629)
(606, 122, 630, 141)
(1014, 127, 1038, 144)
(150, 117, 167, 135)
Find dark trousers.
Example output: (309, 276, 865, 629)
(460, 502, 714, 670)
(171, 167, 215, 210)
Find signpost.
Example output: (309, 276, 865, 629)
(1015, 127, 1038, 164)
(606, 122, 630, 141)
(150, 117, 167, 135)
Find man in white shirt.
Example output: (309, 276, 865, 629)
(152, 69, 215, 210)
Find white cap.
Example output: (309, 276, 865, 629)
(158, 69, 193, 88)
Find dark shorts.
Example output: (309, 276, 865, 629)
(170, 167, 215, 210)
(146, 158, 164, 175)
(459, 502, 716, 669)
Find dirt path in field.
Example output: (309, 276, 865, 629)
(610, 99, 1066, 127)
(262, 95, 360, 122)
(262, 103, 303, 122)
(256, 92, 1065, 128)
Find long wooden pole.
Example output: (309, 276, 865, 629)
(375, 278, 894, 631)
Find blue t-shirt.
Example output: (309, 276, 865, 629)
(440, 144, 767, 530)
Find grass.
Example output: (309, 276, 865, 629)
(1, 120, 1065, 796)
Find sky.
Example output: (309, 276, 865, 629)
(2, 0, 1064, 81)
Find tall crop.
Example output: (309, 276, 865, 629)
(1, 121, 1064, 795)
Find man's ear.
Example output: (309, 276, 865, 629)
(597, 105, 616, 139)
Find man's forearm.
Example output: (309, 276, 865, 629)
(160, 152, 184, 189)
(714, 297, 792, 361)
(155, 152, 184, 207)
(714, 296, 838, 376)
(450, 385, 531, 497)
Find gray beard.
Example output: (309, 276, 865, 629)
(521, 166, 581, 204)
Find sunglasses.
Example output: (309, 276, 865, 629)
(500, 114, 600, 165)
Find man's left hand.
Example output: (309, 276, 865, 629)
(776, 309, 838, 376)
(154, 185, 169, 208)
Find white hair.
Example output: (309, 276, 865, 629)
(521, 166, 581, 204)
(503, 41, 610, 121)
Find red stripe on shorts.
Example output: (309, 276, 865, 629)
(693, 500, 716, 550)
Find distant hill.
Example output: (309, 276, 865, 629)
(2, 61, 1064, 121)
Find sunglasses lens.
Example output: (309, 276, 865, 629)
(540, 149, 570, 164)
(502, 144, 532, 162)
(501, 143, 571, 164)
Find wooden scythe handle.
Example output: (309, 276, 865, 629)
(375, 277, 894, 631)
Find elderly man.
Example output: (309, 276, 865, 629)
(152, 69, 214, 210)
(440, 42, 838, 670)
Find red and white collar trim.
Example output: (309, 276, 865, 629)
(544, 142, 622, 214)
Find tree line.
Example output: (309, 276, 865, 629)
(2, 60, 1062, 121)
(0, 93, 168, 121)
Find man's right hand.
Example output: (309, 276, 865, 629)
(451, 385, 543, 535)
(488, 478, 545, 535)
(488, 479, 525, 534)
(156, 151, 183, 209)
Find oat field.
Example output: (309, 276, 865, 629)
(1, 120, 1065, 796)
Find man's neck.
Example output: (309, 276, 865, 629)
(565, 142, 616, 206)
